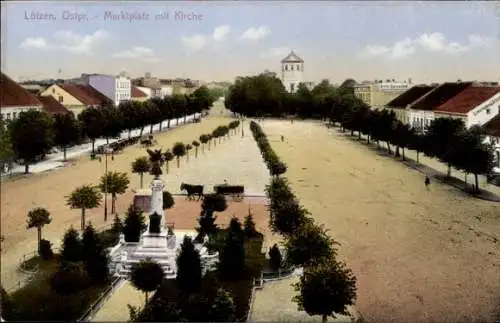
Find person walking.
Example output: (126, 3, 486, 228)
(425, 175, 430, 189)
(281, 135, 284, 142)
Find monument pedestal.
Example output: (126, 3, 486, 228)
(141, 231, 168, 249)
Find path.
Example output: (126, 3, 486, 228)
(250, 274, 354, 323)
(258, 119, 500, 323)
(90, 280, 145, 322)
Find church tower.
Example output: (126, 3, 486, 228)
(281, 51, 304, 93)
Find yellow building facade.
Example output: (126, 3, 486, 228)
(354, 82, 410, 110)
(41, 84, 86, 116)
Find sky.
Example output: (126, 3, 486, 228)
(2, 1, 500, 84)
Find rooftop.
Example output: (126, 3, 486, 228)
(386, 85, 437, 108)
(131, 86, 147, 98)
(434, 86, 500, 115)
(37, 95, 71, 115)
(483, 114, 500, 137)
(409, 82, 473, 111)
(58, 83, 113, 106)
(281, 51, 304, 63)
(1, 72, 42, 108)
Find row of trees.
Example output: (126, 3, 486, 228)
(0, 86, 216, 174)
(250, 121, 287, 177)
(228, 73, 496, 192)
(129, 194, 263, 322)
(250, 122, 357, 323)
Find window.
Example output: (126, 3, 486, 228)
(58, 96, 64, 103)
(285, 65, 288, 71)
(52, 88, 55, 94)
(6, 113, 11, 119)
(13, 112, 17, 118)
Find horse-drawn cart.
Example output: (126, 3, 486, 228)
(213, 184, 245, 202)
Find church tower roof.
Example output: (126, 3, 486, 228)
(281, 51, 304, 63)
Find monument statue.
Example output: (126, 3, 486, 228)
(150, 179, 166, 229)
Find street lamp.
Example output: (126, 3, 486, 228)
(103, 149, 109, 222)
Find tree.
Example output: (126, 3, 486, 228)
(82, 223, 99, 263)
(199, 134, 209, 153)
(78, 107, 106, 154)
(163, 191, 175, 210)
(218, 217, 245, 280)
(176, 236, 202, 295)
(196, 194, 227, 241)
(172, 142, 186, 168)
(243, 210, 259, 238)
(447, 126, 495, 193)
(163, 150, 174, 173)
(424, 118, 466, 177)
(26, 207, 52, 254)
(66, 185, 102, 230)
(52, 113, 80, 161)
(131, 259, 165, 307)
(123, 204, 147, 242)
(101, 105, 123, 143)
(132, 156, 151, 188)
(147, 148, 164, 179)
(210, 288, 236, 322)
(50, 262, 89, 295)
(9, 110, 54, 173)
(60, 227, 82, 263)
(192, 140, 200, 158)
(270, 199, 309, 235)
(185, 144, 192, 162)
(99, 171, 130, 214)
(269, 244, 283, 271)
(284, 221, 337, 267)
(118, 100, 139, 139)
(82, 223, 109, 283)
(293, 259, 357, 323)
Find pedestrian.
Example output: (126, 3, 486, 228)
(425, 175, 430, 189)
(281, 135, 284, 142)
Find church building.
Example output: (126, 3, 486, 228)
(280, 51, 304, 93)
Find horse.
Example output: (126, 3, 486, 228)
(180, 183, 204, 200)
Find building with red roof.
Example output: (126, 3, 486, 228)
(41, 83, 113, 116)
(434, 86, 500, 128)
(37, 95, 71, 116)
(1, 72, 43, 121)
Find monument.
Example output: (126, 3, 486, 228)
(108, 150, 218, 278)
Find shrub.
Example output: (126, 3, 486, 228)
(269, 244, 283, 271)
(163, 191, 175, 210)
(39, 239, 54, 260)
(50, 262, 90, 295)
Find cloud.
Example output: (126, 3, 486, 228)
(181, 25, 231, 52)
(20, 30, 108, 55)
(212, 25, 231, 42)
(260, 46, 291, 59)
(240, 26, 270, 41)
(112, 46, 160, 62)
(361, 32, 495, 59)
(181, 34, 208, 52)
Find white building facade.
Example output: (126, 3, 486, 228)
(1, 105, 42, 121)
(159, 85, 173, 97)
(281, 51, 304, 93)
(466, 93, 500, 127)
(407, 109, 436, 131)
(77, 74, 131, 106)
